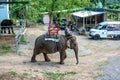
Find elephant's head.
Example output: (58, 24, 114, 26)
(69, 36, 79, 64)
(65, 28, 79, 64)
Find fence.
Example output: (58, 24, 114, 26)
(0, 20, 26, 53)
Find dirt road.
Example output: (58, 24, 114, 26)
(0, 24, 120, 80)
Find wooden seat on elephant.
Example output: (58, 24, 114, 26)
(45, 25, 60, 42)
(48, 24, 60, 37)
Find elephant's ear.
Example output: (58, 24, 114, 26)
(66, 36, 73, 40)
(72, 36, 76, 41)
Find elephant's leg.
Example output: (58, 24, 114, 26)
(4, 28, 6, 33)
(31, 48, 40, 62)
(11, 27, 14, 34)
(64, 53, 67, 60)
(43, 53, 51, 62)
(1, 28, 3, 34)
(2, 28, 5, 33)
(59, 51, 66, 64)
(1, 30, 2, 34)
(8, 28, 11, 34)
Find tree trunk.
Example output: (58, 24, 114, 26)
(49, 0, 57, 25)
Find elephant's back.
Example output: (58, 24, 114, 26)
(35, 34, 59, 53)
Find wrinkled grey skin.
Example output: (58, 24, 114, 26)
(31, 30, 79, 64)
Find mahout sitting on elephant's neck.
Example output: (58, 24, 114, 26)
(31, 29, 79, 64)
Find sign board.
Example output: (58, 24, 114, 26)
(43, 14, 50, 24)
(0, 0, 9, 22)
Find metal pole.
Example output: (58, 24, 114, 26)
(76, 17, 78, 27)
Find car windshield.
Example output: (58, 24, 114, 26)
(94, 25, 102, 30)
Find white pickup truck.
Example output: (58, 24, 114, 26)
(89, 21, 120, 40)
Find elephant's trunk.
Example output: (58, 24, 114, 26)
(74, 45, 79, 64)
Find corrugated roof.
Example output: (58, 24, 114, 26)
(72, 11, 106, 18)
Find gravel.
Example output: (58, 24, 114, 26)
(97, 56, 120, 80)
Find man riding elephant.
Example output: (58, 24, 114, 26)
(31, 27, 79, 64)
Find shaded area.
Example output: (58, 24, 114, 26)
(97, 56, 120, 80)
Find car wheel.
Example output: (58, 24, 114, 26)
(114, 35, 120, 40)
(93, 35, 100, 40)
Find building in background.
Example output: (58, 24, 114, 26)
(0, 0, 9, 22)
(72, 10, 107, 30)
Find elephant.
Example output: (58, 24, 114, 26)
(0, 19, 14, 34)
(31, 29, 79, 64)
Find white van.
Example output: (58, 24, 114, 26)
(89, 21, 120, 40)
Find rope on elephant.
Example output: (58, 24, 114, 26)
(55, 42, 59, 51)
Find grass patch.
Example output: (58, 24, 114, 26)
(10, 71, 18, 76)
(17, 51, 26, 56)
(19, 35, 29, 44)
(94, 60, 110, 79)
(98, 60, 109, 70)
(23, 72, 29, 76)
(0, 44, 15, 55)
(0, 71, 18, 80)
(43, 71, 77, 80)
(0, 71, 30, 80)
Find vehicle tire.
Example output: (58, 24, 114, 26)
(93, 34, 100, 40)
(114, 35, 120, 40)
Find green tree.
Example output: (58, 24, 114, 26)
(9, 0, 95, 22)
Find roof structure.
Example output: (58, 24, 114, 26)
(99, 21, 120, 25)
(72, 11, 106, 18)
(85, 8, 120, 13)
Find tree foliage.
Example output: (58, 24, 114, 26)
(9, 0, 120, 22)
(9, 0, 95, 22)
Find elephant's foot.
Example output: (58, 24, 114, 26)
(1, 31, 3, 34)
(8, 31, 11, 34)
(59, 62, 64, 64)
(31, 59, 37, 62)
(43, 53, 51, 62)
(4, 31, 6, 33)
(45, 59, 51, 62)
(31, 57, 37, 62)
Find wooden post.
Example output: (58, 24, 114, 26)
(86, 18, 87, 26)
(95, 16, 97, 26)
(118, 13, 120, 21)
(90, 17, 91, 25)
(83, 18, 85, 28)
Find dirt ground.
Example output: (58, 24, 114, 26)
(0, 24, 120, 80)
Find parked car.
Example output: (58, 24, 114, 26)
(89, 21, 120, 40)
